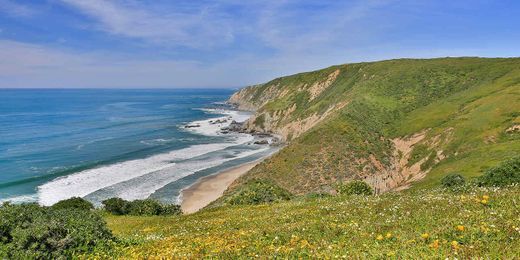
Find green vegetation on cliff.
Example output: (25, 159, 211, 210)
(228, 57, 520, 195)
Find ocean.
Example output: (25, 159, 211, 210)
(0, 89, 274, 205)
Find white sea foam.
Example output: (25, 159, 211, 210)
(87, 146, 269, 202)
(37, 107, 256, 206)
(37, 138, 252, 206)
(185, 109, 250, 136)
(139, 138, 176, 146)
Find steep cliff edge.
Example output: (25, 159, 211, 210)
(225, 57, 520, 196)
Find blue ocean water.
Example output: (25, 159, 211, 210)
(0, 89, 273, 205)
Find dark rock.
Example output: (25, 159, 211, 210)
(254, 140, 269, 145)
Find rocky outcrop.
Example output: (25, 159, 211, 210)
(229, 68, 344, 142)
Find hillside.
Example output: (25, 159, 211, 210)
(102, 186, 520, 258)
(226, 57, 520, 195)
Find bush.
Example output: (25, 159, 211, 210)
(102, 198, 130, 215)
(225, 179, 292, 205)
(127, 199, 163, 216)
(52, 197, 94, 211)
(159, 204, 183, 215)
(0, 203, 113, 258)
(102, 198, 181, 216)
(336, 180, 373, 195)
(478, 156, 520, 186)
(441, 173, 466, 188)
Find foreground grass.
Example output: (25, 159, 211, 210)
(101, 186, 520, 258)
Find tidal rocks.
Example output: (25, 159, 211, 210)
(184, 124, 201, 128)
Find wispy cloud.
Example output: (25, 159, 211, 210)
(59, 0, 234, 48)
(0, 0, 38, 18)
(1, 0, 517, 88)
(0, 40, 256, 88)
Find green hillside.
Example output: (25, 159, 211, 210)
(227, 57, 520, 196)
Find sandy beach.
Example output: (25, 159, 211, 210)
(180, 161, 260, 214)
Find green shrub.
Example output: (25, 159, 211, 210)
(102, 198, 130, 215)
(225, 179, 292, 205)
(159, 204, 182, 215)
(0, 203, 113, 258)
(478, 156, 520, 186)
(102, 198, 181, 216)
(441, 173, 466, 188)
(127, 199, 163, 216)
(52, 197, 94, 211)
(336, 180, 373, 195)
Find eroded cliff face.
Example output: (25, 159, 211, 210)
(228, 85, 264, 111)
(229, 69, 343, 141)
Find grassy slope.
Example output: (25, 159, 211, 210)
(228, 58, 520, 195)
(103, 186, 520, 258)
(92, 58, 520, 258)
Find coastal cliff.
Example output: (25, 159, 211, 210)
(226, 57, 520, 195)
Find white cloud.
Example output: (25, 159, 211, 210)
(2, 1, 517, 88)
(3, 39, 513, 89)
(59, 0, 234, 48)
(0, 0, 38, 17)
(0, 40, 263, 88)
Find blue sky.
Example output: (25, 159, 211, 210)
(0, 0, 518, 88)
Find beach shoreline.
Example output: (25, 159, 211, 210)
(180, 160, 261, 214)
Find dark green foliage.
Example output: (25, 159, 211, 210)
(253, 114, 265, 128)
(407, 144, 430, 167)
(127, 199, 163, 216)
(336, 180, 373, 195)
(102, 198, 130, 215)
(441, 173, 466, 188)
(0, 202, 113, 258)
(478, 156, 520, 186)
(225, 179, 292, 205)
(160, 204, 183, 215)
(51, 197, 94, 211)
(420, 151, 437, 171)
(102, 198, 181, 216)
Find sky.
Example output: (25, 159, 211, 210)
(0, 0, 519, 88)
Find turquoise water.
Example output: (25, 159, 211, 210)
(0, 89, 272, 205)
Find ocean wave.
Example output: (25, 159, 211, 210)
(139, 138, 177, 146)
(84, 145, 269, 203)
(37, 135, 254, 206)
(76, 137, 114, 150)
(0, 194, 39, 204)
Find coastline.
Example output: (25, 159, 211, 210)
(180, 160, 261, 214)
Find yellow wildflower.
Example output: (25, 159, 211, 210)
(421, 233, 429, 239)
(481, 199, 488, 205)
(482, 195, 490, 200)
(456, 225, 465, 231)
(451, 240, 459, 249)
(385, 232, 392, 239)
(430, 239, 439, 249)
(376, 234, 384, 241)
